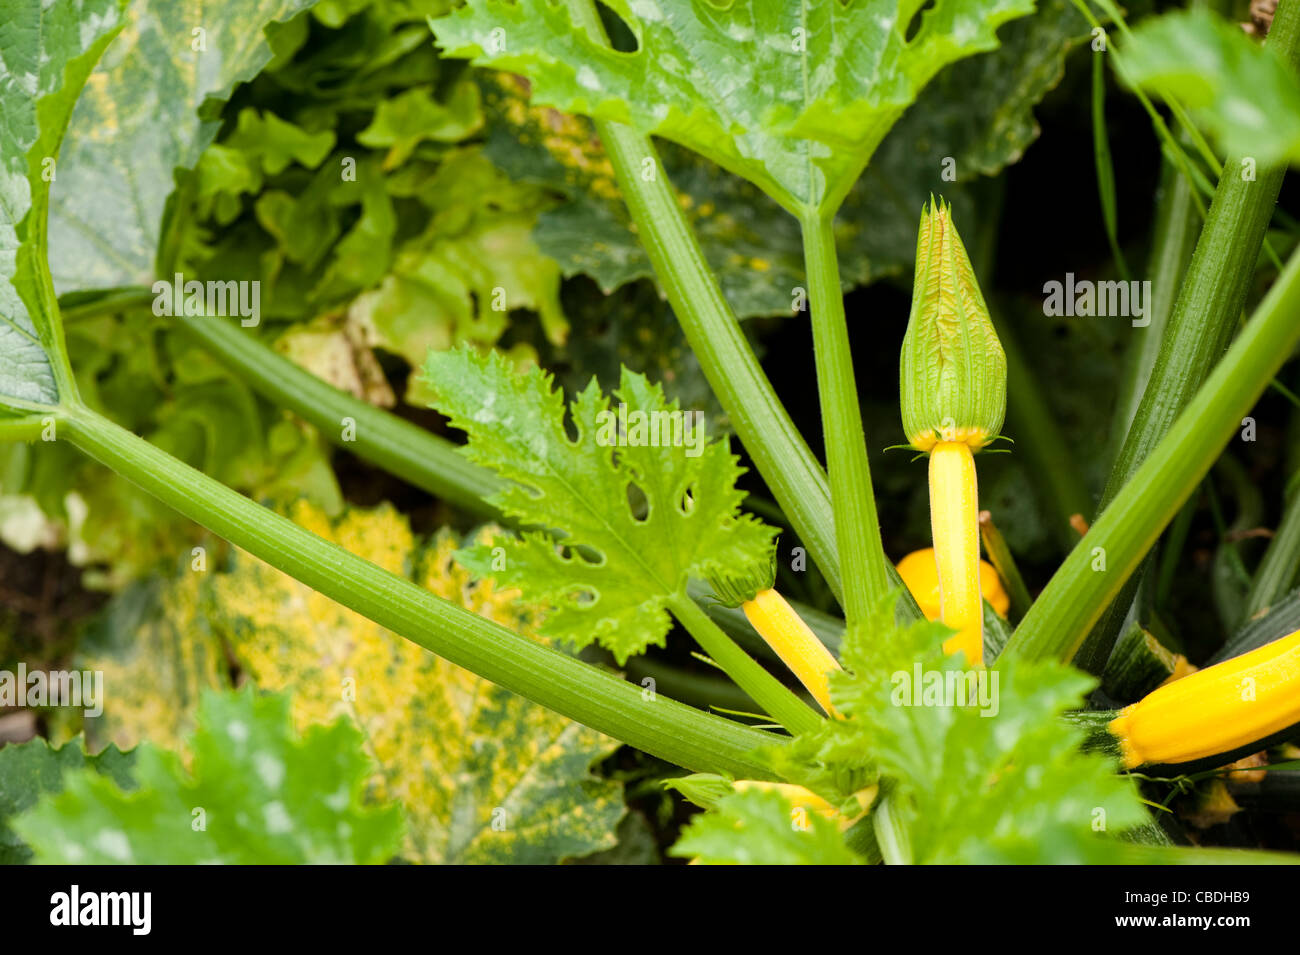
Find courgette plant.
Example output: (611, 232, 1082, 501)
(5, 0, 1300, 863)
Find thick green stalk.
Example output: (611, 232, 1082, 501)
(1246, 478, 1300, 616)
(557, 0, 837, 601)
(872, 792, 913, 865)
(668, 593, 821, 735)
(60, 403, 779, 777)
(1099, 0, 1300, 515)
(800, 213, 893, 623)
(560, 0, 921, 621)
(175, 313, 503, 519)
(1111, 138, 1201, 445)
(1005, 244, 1300, 663)
(1069, 0, 1300, 671)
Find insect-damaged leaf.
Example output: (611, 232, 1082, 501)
(420, 347, 776, 663)
(432, 0, 1036, 213)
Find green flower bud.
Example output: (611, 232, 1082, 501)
(899, 197, 1007, 452)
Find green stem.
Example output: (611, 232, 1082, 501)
(1067, 0, 1300, 670)
(978, 510, 1033, 619)
(0, 415, 51, 442)
(1099, 0, 1300, 515)
(872, 792, 913, 865)
(667, 592, 822, 736)
(1246, 477, 1300, 616)
(799, 212, 892, 624)
(60, 402, 779, 777)
(621, 656, 760, 715)
(175, 314, 503, 519)
(560, 0, 922, 621)
(1005, 243, 1300, 664)
(1111, 133, 1201, 447)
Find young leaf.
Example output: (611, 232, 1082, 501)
(671, 787, 865, 865)
(45, 0, 320, 293)
(1119, 9, 1300, 167)
(832, 597, 1149, 863)
(83, 503, 627, 864)
(14, 687, 405, 864)
(432, 0, 1036, 213)
(0, 738, 135, 865)
(420, 347, 776, 662)
(0, 0, 126, 408)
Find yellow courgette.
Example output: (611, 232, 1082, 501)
(1109, 628, 1300, 768)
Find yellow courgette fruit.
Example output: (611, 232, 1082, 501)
(928, 441, 984, 663)
(1109, 628, 1300, 768)
(742, 589, 841, 717)
(896, 546, 1009, 621)
(708, 566, 842, 718)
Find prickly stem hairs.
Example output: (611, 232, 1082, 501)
(899, 198, 1008, 666)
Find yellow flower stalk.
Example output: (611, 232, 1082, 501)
(1108, 628, 1300, 768)
(708, 559, 841, 718)
(898, 197, 1007, 666)
(895, 546, 1009, 622)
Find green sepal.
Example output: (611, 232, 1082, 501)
(899, 197, 1008, 451)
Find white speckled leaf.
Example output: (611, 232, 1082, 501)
(0, 0, 125, 407)
(46, 0, 318, 293)
(13, 688, 405, 864)
(433, 0, 1036, 212)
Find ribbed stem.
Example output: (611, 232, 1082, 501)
(1005, 243, 1300, 664)
(668, 593, 822, 735)
(61, 403, 780, 777)
(801, 212, 894, 624)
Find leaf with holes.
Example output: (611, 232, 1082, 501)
(420, 346, 776, 663)
(432, 0, 1036, 213)
(0, 0, 126, 408)
(82, 502, 627, 864)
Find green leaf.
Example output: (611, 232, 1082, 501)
(672, 787, 864, 864)
(832, 596, 1149, 863)
(1119, 9, 1300, 166)
(432, 0, 1036, 212)
(480, 0, 1088, 316)
(14, 687, 405, 864)
(420, 347, 776, 663)
(83, 503, 627, 864)
(0, 738, 135, 865)
(45, 0, 321, 294)
(356, 79, 484, 168)
(0, 0, 126, 408)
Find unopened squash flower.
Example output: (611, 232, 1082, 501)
(708, 555, 842, 718)
(899, 198, 1007, 666)
(1108, 628, 1300, 768)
